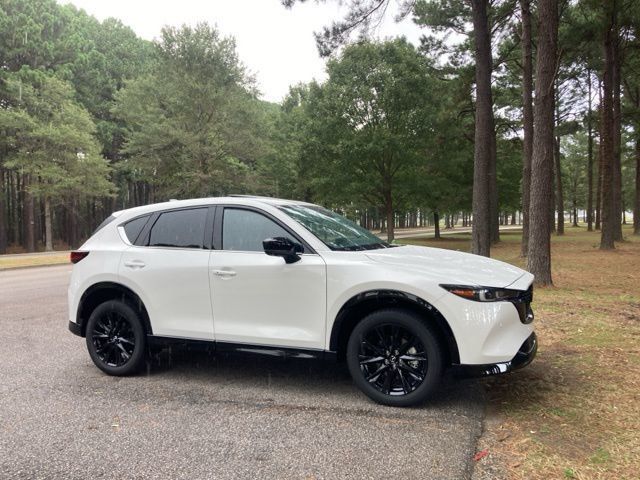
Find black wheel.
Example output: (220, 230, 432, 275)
(85, 300, 146, 376)
(346, 309, 443, 407)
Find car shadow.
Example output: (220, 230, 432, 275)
(140, 344, 485, 411)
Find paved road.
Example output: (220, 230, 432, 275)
(0, 265, 485, 480)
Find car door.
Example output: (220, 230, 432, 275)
(209, 206, 327, 350)
(118, 206, 215, 340)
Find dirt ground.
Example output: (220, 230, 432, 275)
(403, 225, 640, 480)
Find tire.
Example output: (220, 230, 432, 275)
(85, 300, 146, 376)
(346, 308, 443, 407)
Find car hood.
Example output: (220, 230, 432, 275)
(365, 245, 529, 289)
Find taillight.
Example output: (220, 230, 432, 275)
(70, 251, 90, 264)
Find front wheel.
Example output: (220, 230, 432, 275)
(85, 300, 146, 376)
(346, 309, 443, 407)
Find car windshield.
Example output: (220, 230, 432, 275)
(280, 204, 390, 251)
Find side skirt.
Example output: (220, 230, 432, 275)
(146, 335, 338, 362)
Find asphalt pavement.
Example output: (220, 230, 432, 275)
(0, 265, 485, 480)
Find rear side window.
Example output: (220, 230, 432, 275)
(123, 215, 150, 245)
(222, 208, 292, 252)
(148, 208, 207, 249)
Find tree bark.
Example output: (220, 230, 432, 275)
(600, 1, 617, 250)
(555, 135, 564, 235)
(44, 197, 53, 251)
(527, 0, 558, 286)
(612, 33, 623, 242)
(587, 69, 594, 231)
(490, 126, 499, 244)
(23, 175, 36, 252)
(635, 132, 640, 235)
(520, 0, 534, 256)
(383, 184, 394, 243)
(0, 167, 7, 254)
(471, 0, 493, 257)
(434, 211, 441, 239)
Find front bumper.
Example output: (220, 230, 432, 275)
(451, 332, 537, 377)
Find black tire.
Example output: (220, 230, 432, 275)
(85, 300, 146, 376)
(346, 309, 443, 407)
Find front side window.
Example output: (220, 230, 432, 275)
(279, 204, 389, 251)
(222, 208, 292, 252)
(148, 208, 207, 249)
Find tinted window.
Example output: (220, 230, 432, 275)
(123, 215, 149, 245)
(222, 208, 292, 252)
(149, 208, 207, 249)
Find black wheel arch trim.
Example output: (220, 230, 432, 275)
(329, 289, 460, 364)
(75, 282, 153, 337)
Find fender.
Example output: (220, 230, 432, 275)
(76, 282, 152, 336)
(329, 289, 460, 364)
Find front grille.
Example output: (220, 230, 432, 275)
(512, 285, 534, 324)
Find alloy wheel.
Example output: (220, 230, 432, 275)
(358, 323, 428, 396)
(91, 311, 136, 367)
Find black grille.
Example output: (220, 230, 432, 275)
(511, 285, 534, 324)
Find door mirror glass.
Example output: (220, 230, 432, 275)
(263, 237, 303, 264)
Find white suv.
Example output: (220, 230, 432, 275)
(68, 196, 536, 406)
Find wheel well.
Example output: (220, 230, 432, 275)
(77, 282, 152, 337)
(330, 290, 460, 365)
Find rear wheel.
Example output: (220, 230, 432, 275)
(85, 300, 146, 376)
(346, 309, 443, 407)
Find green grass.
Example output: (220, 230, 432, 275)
(0, 253, 69, 270)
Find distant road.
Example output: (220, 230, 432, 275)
(377, 224, 522, 240)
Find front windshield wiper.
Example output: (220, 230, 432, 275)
(361, 242, 390, 250)
(331, 242, 390, 251)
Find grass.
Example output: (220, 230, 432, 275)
(0, 253, 69, 270)
(400, 225, 640, 480)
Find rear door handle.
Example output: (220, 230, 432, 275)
(124, 260, 146, 269)
(212, 269, 237, 278)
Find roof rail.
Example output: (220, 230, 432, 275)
(228, 194, 274, 199)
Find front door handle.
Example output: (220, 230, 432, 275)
(212, 269, 237, 278)
(124, 260, 146, 269)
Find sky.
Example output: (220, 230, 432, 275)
(60, 0, 423, 103)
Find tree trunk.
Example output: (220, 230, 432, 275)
(520, 0, 534, 256)
(434, 212, 441, 239)
(635, 132, 640, 235)
(612, 34, 623, 242)
(384, 186, 394, 243)
(555, 135, 564, 235)
(587, 69, 595, 231)
(24, 176, 36, 252)
(44, 197, 53, 251)
(471, 0, 493, 257)
(490, 126, 499, 244)
(527, 0, 558, 286)
(0, 167, 7, 254)
(600, 2, 617, 250)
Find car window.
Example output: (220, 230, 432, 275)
(279, 204, 389, 251)
(123, 215, 150, 245)
(222, 208, 292, 252)
(148, 208, 207, 249)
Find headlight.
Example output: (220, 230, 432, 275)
(440, 284, 522, 302)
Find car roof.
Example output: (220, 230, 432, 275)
(111, 196, 316, 219)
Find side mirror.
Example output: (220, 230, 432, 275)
(263, 237, 303, 264)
